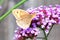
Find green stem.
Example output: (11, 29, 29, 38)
(0, 0, 28, 21)
(0, 0, 3, 5)
(47, 25, 54, 37)
(43, 30, 47, 40)
(39, 25, 54, 40)
(40, 27, 47, 40)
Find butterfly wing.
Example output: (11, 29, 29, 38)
(12, 9, 27, 20)
(12, 9, 36, 29)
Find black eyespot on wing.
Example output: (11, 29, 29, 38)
(16, 11, 18, 14)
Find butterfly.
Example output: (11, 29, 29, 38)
(12, 9, 36, 29)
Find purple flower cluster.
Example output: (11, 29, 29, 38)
(13, 27, 39, 40)
(14, 4, 60, 40)
(0, 6, 2, 10)
(27, 4, 60, 34)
